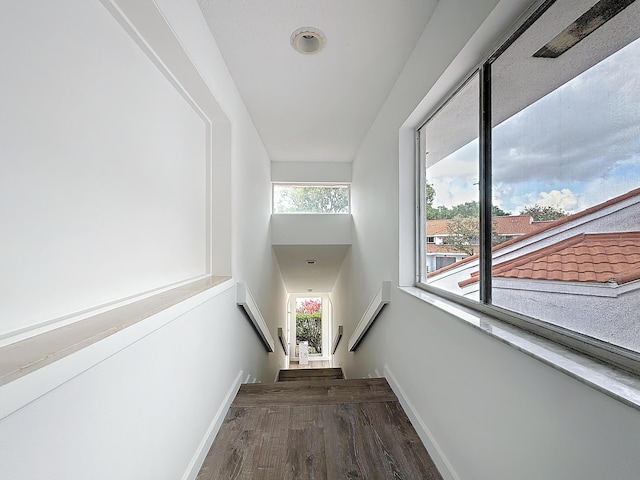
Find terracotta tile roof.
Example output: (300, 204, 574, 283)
(429, 186, 640, 278)
(458, 233, 640, 287)
(426, 219, 454, 235)
(426, 215, 539, 236)
(494, 215, 540, 235)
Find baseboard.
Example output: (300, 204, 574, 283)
(181, 369, 244, 480)
(383, 365, 460, 480)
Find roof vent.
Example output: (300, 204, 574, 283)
(291, 27, 326, 55)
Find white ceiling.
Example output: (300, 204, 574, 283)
(197, 0, 438, 163)
(273, 245, 350, 293)
(197, 0, 437, 293)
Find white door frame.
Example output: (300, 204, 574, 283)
(288, 293, 332, 362)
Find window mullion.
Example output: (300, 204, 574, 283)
(479, 62, 492, 305)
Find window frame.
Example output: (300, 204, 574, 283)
(415, 0, 640, 376)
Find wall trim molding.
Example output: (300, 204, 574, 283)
(383, 364, 459, 480)
(105, 0, 233, 277)
(181, 369, 244, 480)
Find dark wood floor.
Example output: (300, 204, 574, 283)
(197, 369, 443, 480)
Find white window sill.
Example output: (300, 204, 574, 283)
(399, 286, 640, 411)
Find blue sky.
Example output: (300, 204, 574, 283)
(428, 36, 640, 215)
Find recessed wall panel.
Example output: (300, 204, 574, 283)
(0, 0, 209, 336)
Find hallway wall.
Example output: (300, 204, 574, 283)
(0, 285, 272, 480)
(155, 0, 288, 375)
(333, 0, 640, 479)
(0, 0, 285, 479)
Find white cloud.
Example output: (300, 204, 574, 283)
(513, 189, 578, 214)
(492, 37, 640, 188)
(537, 189, 579, 211)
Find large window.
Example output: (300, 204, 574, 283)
(273, 184, 350, 213)
(418, 0, 640, 372)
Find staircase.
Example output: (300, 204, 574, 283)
(196, 368, 443, 479)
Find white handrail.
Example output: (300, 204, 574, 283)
(236, 282, 275, 352)
(348, 281, 391, 351)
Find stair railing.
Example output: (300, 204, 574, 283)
(236, 282, 275, 352)
(347, 281, 391, 351)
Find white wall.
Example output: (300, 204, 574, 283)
(333, 0, 640, 478)
(271, 214, 352, 245)
(271, 161, 352, 183)
(150, 0, 288, 373)
(0, 285, 272, 480)
(0, 0, 286, 478)
(0, 0, 211, 337)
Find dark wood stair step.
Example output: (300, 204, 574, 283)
(277, 367, 344, 382)
(233, 377, 395, 407)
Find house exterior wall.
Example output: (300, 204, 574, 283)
(333, 0, 640, 479)
(493, 278, 640, 352)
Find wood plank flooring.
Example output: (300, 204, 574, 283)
(197, 369, 443, 480)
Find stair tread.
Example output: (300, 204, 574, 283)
(278, 367, 343, 376)
(233, 377, 395, 406)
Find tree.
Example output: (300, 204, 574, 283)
(444, 216, 508, 256)
(427, 200, 510, 220)
(519, 204, 567, 221)
(276, 186, 349, 213)
(444, 216, 478, 256)
(425, 182, 436, 208)
(296, 298, 322, 354)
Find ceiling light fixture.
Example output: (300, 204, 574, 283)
(291, 27, 326, 55)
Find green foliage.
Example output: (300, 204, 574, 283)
(276, 186, 349, 213)
(519, 204, 567, 221)
(444, 216, 509, 256)
(427, 200, 509, 220)
(296, 312, 322, 354)
(425, 182, 436, 208)
(443, 216, 478, 256)
(296, 298, 322, 354)
(426, 182, 511, 256)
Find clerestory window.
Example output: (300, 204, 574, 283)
(417, 0, 640, 374)
(272, 184, 350, 214)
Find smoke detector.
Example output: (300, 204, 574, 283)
(290, 27, 326, 55)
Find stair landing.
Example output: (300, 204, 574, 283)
(196, 371, 443, 480)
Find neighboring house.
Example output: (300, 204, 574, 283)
(427, 187, 640, 351)
(426, 214, 545, 272)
